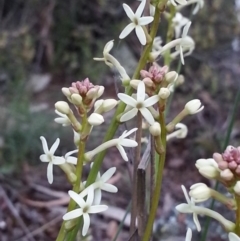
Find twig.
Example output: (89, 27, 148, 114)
(0, 186, 36, 241)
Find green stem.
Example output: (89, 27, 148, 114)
(235, 195, 240, 235)
(142, 111, 167, 241)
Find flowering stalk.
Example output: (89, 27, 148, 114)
(85, 0, 168, 188)
(143, 110, 167, 241)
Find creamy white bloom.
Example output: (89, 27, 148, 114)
(176, 185, 201, 231)
(118, 82, 159, 125)
(158, 88, 170, 99)
(195, 158, 220, 179)
(84, 128, 138, 162)
(63, 186, 108, 236)
(54, 110, 71, 126)
(176, 185, 235, 232)
(88, 113, 104, 126)
(184, 99, 204, 114)
(229, 233, 240, 241)
(55, 101, 70, 115)
(116, 128, 138, 161)
(119, 0, 153, 45)
(93, 40, 114, 67)
(80, 166, 118, 205)
(40, 136, 65, 184)
(172, 13, 190, 38)
(189, 183, 212, 202)
(167, 123, 188, 140)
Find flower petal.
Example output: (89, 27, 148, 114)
(181, 185, 191, 203)
(116, 144, 128, 161)
(52, 156, 65, 165)
(185, 228, 192, 241)
(144, 95, 159, 107)
(135, 0, 146, 18)
(119, 23, 135, 39)
(93, 188, 102, 205)
(86, 185, 94, 206)
(229, 233, 240, 241)
(66, 156, 77, 165)
(104, 40, 114, 53)
(63, 208, 83, 220)
(50, 138, 60, 154)
(47, 162, 53, 184)
(122, 128, 138, 138)
(180, 45, 184, 65)
(182, 22, 191, 38)
(137, 81, 145, 102)
(101, 183, 118, 193)
(120, 139, 138, 147)
(40, 154, 49, 162)
(101, 167, 116, 182)
(138, 16, 153, 25)
(82, 213, 90, 236)
(118, 93, 136, 107)
(120, 108, 138, 122)
(175, 203, 192, 213)
(40, 136, 49, 154)
(88, 205, 108, 214)
(140, 108, 155, 125)
(135, 26, 146, 45)
(193, 213, 201, 231)
(123, 3, 135, 21)
(68, 190, 86, 207)
(65, 149, 78, 158)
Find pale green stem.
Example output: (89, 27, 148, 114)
(166, 109, 187, 132)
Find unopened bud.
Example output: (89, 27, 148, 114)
(143, 77, 154, 87)
(73, 130, 81, 146)
(184, 99, 204, 115)
(176, 75, 185, 85)
(165, 71, 178, 83)
(86, 88, 97, 99)
(220, 169, 234, 181)
(62, 87, 71, 97)
(149, 122, 161, 136)
(195, 158, 218, 169)
(158, 88, 170, 99)
(189, 183, 212, 202)
(97, 86, 105, 98)
(94, 99, 104, 112)
(102, 99, 118, 112)
(199, 166, 219, 179)
(55, 101, 70, 115)
(234, 181, 240, 195)
(130, 79, 141, 89)
(88, 113, 104, 126)
(71, 94, 82, 105)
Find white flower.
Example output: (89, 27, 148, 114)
(172, 13, 190, 38)
(167, 123, 188, 140)
(169, 0, 188, 6)
(184, 99, 204, 114)
(54, 110, 71, 126)
(88, 113, 104, 126)
(80, 167, 118, 205)
(118, 82, 159, 125)
(192, 0, 204, 14)
(119, 0, 154, 45)
(175, 22, 195, 65)
(176, 185, 235, 232)
(40, 136, 65, 184)
(176, 185, 201, 231)
(229, 233, 240, 241)
(84, 128, 138, 162)
(116, 128, 138, 161)
(152, 37, 163, 52)
(189, 183, 212, 202)
(63, 186, 108, 236)
(93, 40, 114, 67)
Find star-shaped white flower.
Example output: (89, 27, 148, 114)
(65, 149, 78, 165)
(172, 13, 190, 38)
(119, 0, 154, 45)
(118, 82, 159, 125)
(63, 186, 108, 236)
(80, 166, 118, 205)
(176, 21, 195, 65)
(40, 136, 65, 184)
(175, 185, 201, 231)
(116, 128, 138, 161)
